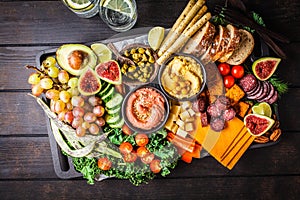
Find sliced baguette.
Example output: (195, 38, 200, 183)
(201, 25, 229, 63)
(226, 29, 254, 65)
(182, 21, 216, 57)
(218, 24, 241, 63)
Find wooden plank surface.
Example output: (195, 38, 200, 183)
(0, 0, 299, 199)
(0, 132, 299, 179)
(1, 176, 299, 200)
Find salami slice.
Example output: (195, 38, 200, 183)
(258, 82, 275, 102)
(247, 80, 261, 96)
(210, 117, 225, 132)
(247, 81, 265, 99)
(267, 90, 278, 104)
(238, 74, 258, 92)
(255, 81, 270, 100)
(222, 108, 236, 121)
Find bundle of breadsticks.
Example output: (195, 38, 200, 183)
(156, 0, 211, 65)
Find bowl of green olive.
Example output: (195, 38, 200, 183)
(119, 44, 159, 86)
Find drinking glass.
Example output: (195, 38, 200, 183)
(61, 0, 100, 18)
(99, 0, 138, 32)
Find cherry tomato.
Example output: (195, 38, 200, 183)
(223, 75, 235, 88)
(123, 152, 137, 163)
(141, 153, 155, 164)
(135, 133, 149, 146)
(218, 63, 231, 76)
(97, 157, 112, 171)
(150, 159, 162, 173)
(119, 142, 133, 154)
(231, 65, 245, 79)
(122, 124, 132, 135)
(136, 146, 149, 158)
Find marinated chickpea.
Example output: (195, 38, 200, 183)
(138, 48, 145, 54)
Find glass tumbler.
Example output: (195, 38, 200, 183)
(61, 0, 100, 18)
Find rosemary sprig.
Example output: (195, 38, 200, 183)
(269, 76, 289, 97)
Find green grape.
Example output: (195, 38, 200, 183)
(31, 84, 43, 96)
(67, 88, 80, 97)
(47, 66, 59, 78)
(59, 90, 71, 103)
(67, 77, 79, 88)
(54, 100, 66, 113)
(58, 70, 69, 84)
(43, 56, 56, 68)
(40, 77, 53, 89)
(28, 73, 41, 85)
(45, 89, 60, 100)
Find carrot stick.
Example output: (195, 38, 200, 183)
(158, 0, 205, 57)
(167, 132, 195, 153)
(181, 152, 193, 163)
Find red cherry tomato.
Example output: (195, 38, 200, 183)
(218, 63, 231, 76)
(136, 146, 149, 158)
(135, 133, 149, 146)
(150, 159, 162, 173)
(231, 65, 245, 79)
(223, 75, 235, 88)
(119, 142, 133, 154)
(123, 152, 137, 163)
(97, 157, 112, 171)
(141, 153, 155, 164)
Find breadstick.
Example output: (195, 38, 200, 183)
(158, 0, 205, 57)
(160, 0, 196, 48)
(157, 12, 211, 65)
(183, 5, 207, 34)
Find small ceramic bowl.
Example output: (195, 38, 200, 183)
(158, 53, 206, 101)
(121, 84, 170, 134)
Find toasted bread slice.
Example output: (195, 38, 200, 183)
(201, 25, 229, 63)
(218, 24, 241, 63)
(226, 29, 254, 65)
(183, 21, 216, 57)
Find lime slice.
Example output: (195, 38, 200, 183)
(66, 0, 92, 10)
(148, 26, 165, 51)
(102, 0, 134, 16)
(91, 43, 112, 64)
(252, 102, 272, 117)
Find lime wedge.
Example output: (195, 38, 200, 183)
(91, 43, 112, 64)
(102, 0, 134, 16)
(252, 102, 272, 117)
(66, 0, 92, 10)
(148, 26, 165, 51)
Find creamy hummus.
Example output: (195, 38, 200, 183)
(161, 55, 204, 99)
(126, 87, 165, 130)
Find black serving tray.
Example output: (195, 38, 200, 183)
(36, 27, 280, 179)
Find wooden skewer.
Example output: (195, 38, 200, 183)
(158, 0, 205, 57)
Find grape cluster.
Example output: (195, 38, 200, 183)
(27, 56, 106, 137)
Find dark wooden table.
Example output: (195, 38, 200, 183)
(0, 0, 299, 199)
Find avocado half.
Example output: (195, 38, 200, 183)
(56, 44, 97, 76)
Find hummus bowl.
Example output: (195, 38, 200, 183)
(158, 53, 206, 101)
(122, 84, 170, 134)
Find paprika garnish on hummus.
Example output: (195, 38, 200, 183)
(125, 87, 166, 131)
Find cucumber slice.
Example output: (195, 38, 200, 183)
(106, 93, 123, 109)
(105, 114, 120, 124)
(99, 83, 112, 97)
(102, 87, 115, 103)
(109, 118, 125, 128)
(106, 106, 121, 115)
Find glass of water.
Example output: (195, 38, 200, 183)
(61, 0, 100, 18)
(99, 0, 138, 32)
